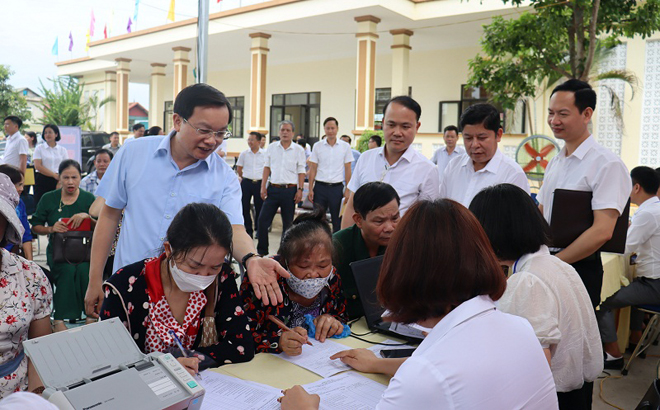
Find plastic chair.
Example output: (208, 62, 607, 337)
(623, 305, 660, 376)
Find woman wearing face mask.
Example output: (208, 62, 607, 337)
(242, 208, 347, 356)
(100, 203, 254, 375)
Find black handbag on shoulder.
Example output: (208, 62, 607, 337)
(52, 231, 92, 264)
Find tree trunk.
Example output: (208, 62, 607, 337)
(575, 4, 586, 78)
(582, 0, 602, 81)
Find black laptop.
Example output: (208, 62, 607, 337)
(350, 256, 424, 343)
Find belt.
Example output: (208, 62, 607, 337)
(316, 181, 344, 187)
(270, 183, 297, 189)
(243, 178, 262, 184)
(0, 350, 24, 378)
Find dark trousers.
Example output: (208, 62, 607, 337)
(241, 178, 264, 238)
(257, 185, 296, 255)
(313, 182, 343, 233)
(557, 381, 593, 410)
(571, 253, 604, 309)
(34, 172, 58, 207)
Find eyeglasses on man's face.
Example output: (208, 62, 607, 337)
(182, 117, 232, 139)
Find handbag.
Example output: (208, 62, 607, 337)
(52, 231, 92, 264)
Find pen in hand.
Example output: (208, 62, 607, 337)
(169, 329, 202, 378)
(267, 315, 313, 346)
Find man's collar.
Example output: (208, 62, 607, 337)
(563, 134, 596, 160)
(460, 149, 503, 173)
(379, 145, 415, 165)
(7, 131, 20, 140)
(638, 196, 660, 211)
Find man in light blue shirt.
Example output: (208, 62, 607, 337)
(340, 135, 361, 172)
(84, 84, 288, 318)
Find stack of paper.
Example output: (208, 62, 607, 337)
(275, 339, 352, 377)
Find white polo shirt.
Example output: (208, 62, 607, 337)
(626, 197, 660, 279)
(537, 135, 630, 224)
(439, 149, 530, 208)
(376, 295, 558, 409)
(33, 143, 69, 174)
(309, 139, 354, 183)
(264, 141, 306, 185)
(236, 148, 266, 181)
(347, 146, 439, 214)
(432, 146, 465, 172)
(1, 132, 28, 169)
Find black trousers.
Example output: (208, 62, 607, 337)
(557, 381, 593, 410)
(241, 178, 263, 238)
(313, 182, 343, 233)
(34, 172, 58, 207)
(571, 253, 604, 309)
(257, 185, 296, 255)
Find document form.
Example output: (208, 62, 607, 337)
(303, 372, 387, 410)
(276, 339, 352, 378)
(199, 370, 280, 410)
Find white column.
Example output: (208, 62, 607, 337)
(390, 29, 413, 97)
(353, 15, 380, 134)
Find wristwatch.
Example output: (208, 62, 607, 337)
(241, 252, 261, 269)
(297, 187, 303, 191)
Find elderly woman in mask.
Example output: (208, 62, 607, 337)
(242, 208, 347, 356)
(100, 203, 254, 375)
(0, 174, 52, 398)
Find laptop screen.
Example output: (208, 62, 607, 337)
(350, 255, 386, 329)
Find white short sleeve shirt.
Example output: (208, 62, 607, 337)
(32, 143, 69, 174)
(264, 141, 306, 185)
(433, 146, 465, 177)
(1, 132, 29, 169)
(537, 135, 630, 224)
(376, 295, 558, 410)
(347, 146, 439, 214)
(439, 149, 530, 208)
(309, 139, 354, 183)
(626, 197, 660, 279)
(236, 148, 266, 181)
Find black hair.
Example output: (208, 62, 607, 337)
(110, 131, 119, 137)
(353, 182, 400, 218)
(459, 103, 501, 134)
(297, 138, 307, 147)
(323, 117, 338, 127)
(173, 83, 233, 124)
(42, 124, 62, 142)
(383, 96, 422, 122)
(249, 131, 263, 141)
(166, 203, 233, 262)
(58, 159, 82, 176)
(340, 135, 351, 143)
(443, 125, 459, 135)
(469, 183, 551, 261)
(24, 131, 37, 146)
(145, 126, 162, 136)
(551, 79, 597, 113)
(631, 166, 660, 195)
(94, 148, 114, 161)
(132, 123, 145, 132)
(0, 164, 23, 184)
(369, 135, 382, 147)
(3, 116, 22, 128)
(278, 207, 334, 266)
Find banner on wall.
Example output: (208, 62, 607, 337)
(58, 126, 82, 164)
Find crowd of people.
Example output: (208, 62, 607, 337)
(0, 77, 655, 410)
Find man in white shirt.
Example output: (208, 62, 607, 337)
(340, 135, 361, 173)
(215, 138, 228, 158)
(308, 117, 353, 232)
(431, 125, 465, 178)
(342, 96, 439, 228)
(257, 121, 306, 255)
(237, 131, 266, 238)
(537, 79, 630, 309)
(123, 123, 145, 144)
(439, 104, 530, 207)
(2, 116, 28, 174)
(102, 132, 121, 155)
(597, 166, 660, 369)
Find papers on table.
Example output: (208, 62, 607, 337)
(199, 370, 386, 410)
(275, 339, 352, 378)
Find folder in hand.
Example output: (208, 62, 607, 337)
(549, 189, 630, 254)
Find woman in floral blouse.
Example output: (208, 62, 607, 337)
(100, 203, 254, 375)
(0, 174, 52, 398)
(242, 208, 347, 356)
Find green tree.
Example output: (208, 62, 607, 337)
(39, 76, 113, 131)
(468, 0, 660, 112)
(0, 65, 32, 126)
(356, 130, 383, 153)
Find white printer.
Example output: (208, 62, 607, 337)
(23, 318, 205, 410)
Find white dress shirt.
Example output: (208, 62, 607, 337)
(347, 146, 439, 214)
(1, 132, 28, 169)
(264, 141, 306, 185)
(237, 148, 266, 180)
(216, 139, 228, 155)
(309, 139, 353, 183)
(439, 149, 530, 208)
(626, 197, 660, 279)
(537, 135, 630, 224)
(377, 295, 558, 410)
(32, 143, 69, 174)
(432, 146, 465, 177)
(498, 246, 603, 392)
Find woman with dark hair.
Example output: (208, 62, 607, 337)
(0, 165, 33, 260)
(469, 184, 602, 409)
(33, 124, 69, 205)
(280, 199, 557, 409)
(242, 208, 347, 356)
(100, 203, 254, 375)
(31, 160, 96, 331)
(23, 131, 37, 164)
(145, 126, 164, 136)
